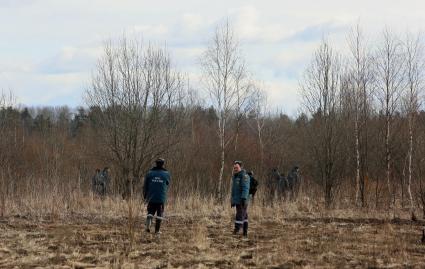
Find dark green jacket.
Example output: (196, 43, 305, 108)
(231, 169, 250, 205)
(287, 168, 299, 190)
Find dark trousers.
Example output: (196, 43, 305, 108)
(147, 202, 164, 217)
(235, 204, 248, 235)
(147, 202, 164, 233)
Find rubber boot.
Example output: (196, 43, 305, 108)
(243, 222, 248, 237)
(233, 224, 241, 235)
(155, 219, 162, 234)
(145, 216, 152, 233)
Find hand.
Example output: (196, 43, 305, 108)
(241, 199, 246, 207)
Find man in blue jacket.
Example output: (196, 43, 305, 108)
(231, 160, 250, 237)
(143, 158, 171, 234)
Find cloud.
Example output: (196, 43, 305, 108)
(181, 13, 205, 32)
(264, 79, 301, 117)
(284, 21, 349, 43)
(36, 46, 102, 75)
(2, 0, 425, 116)
(1, 71, 87, 106)
(132, 24, 169, 37)
(228, 6, 287, 44)
(0, 0, 37, 8)
(0, 62, 33, 74)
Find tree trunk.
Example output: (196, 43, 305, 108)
(257, 121, 264, 177)
(234, 131, 239, 153)
(375, 177, 379, 209)
(385, 111, 391, 207)
(407, 114, 414, 212)
(355, 116, 361, 207)
(0, 172, 5, 218)
(218, 141, 225, 201)
(217, 117, 225, 201)
(325, 178, 332, 209)
(360, 80, 369, 208)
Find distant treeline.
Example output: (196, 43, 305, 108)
(1, 23, 425, 216)
(1, 104, 424, 209)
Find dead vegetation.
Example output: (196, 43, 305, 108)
(1, 195, 425, 269)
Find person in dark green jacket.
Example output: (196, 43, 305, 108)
(99, 167, 110, 196)
(143, 158, 171, 234)
(287, 166, 300, 200)
(231, 160, 250, 237)
(91, 168, 101, 195)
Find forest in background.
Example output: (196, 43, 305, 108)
(1, 23, 425, 217)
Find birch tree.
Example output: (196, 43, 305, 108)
(247, 84, 268, 176)
(347, 25, 373, 207)
(200, 21, 251, 199)
(403, 33, 424, 215)
(374, 29, 405, 207)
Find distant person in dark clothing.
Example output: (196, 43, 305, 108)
(287, 166, 300, 200)
(267, 168, 281, 202)
(91, 168, 101, 195)
(247, 171, 258, 203)
(143, 158, 171, 235)
(231, 160, 250, 237)
(99, 167, 110, 196)
(278, 173, 290, 200)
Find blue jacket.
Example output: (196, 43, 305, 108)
(143, 167, 171, 204)
(231, 169, 250, 205)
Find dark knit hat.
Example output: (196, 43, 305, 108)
(155, 158, 165, 167)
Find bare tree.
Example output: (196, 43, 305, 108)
(200, 21, 251, 199)
(0, 91, 7, 217)
(347, 24, 373, 207)
(0, 90, 15, 217)
(374, 29, 405, 207)
(247, 84, 268, 176)
(233, 73, 253, 153)
(301, 40, 344, 208)
(86, 37, 187, 197)
(402, 32, 424, 215)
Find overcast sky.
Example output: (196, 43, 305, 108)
(1, 0, 425, 116)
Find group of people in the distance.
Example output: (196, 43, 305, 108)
(268, 166, 301, 202)
(91, 158, 300, 238)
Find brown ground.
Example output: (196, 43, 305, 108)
(1, 212, 425, 269)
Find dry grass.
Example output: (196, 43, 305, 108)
(0, 193, 425, 268)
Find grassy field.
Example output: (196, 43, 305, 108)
(1, 195, 425, 268)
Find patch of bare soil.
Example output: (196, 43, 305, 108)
(0, 213, 424, 268)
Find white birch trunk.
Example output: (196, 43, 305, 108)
(217, 116, 226, 200)
(407, 114, 414, 211)
(354, 117, 361, 207)
(386, 111, 391, 204)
